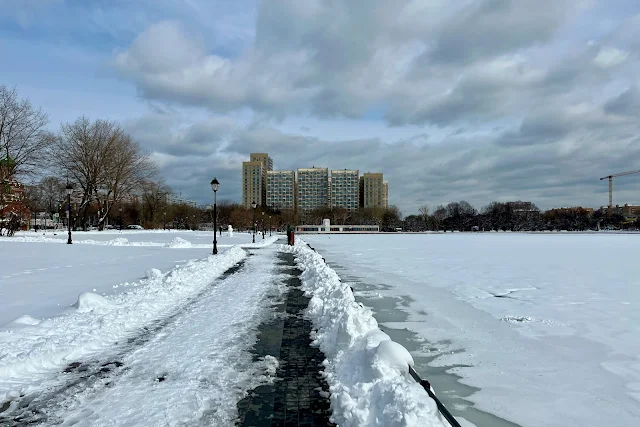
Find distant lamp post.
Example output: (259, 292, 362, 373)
(119, 207, 123, 231)
(251, 201, 257, 243)
(210, 177, 219, 255)
(163, 211, 166, 230)
(65, 183, 73, 244)
(262, 211, 265, 239)
(269, 215, 272, 236)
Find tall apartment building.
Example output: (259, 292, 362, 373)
(383, 182, 389, 208)
(297, 167, 329, 212)
(250, 153, 273, 171)
(242, 161, 264, 208)
(360, 172, 387, 209)
(330, 169, 359, 211)
(267, 170, 296, 210)
(241, 152, 273, 208)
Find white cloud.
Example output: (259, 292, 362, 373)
(593, 46, 629, 68)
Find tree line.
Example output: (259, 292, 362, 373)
(404, 201, 637, 232)
(1, 85, 159, 234)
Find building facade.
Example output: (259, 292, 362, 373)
(297, 167, 329, 212)
(330, 169, 359, 211)
(240, 153, 389, 212)
(250, 153, 273, 171)
(242, 161, 264, 208)
(383, 182, 389, 209)
(360, 172, 387, 209)
(266, 170, 296, 210)
(242, 153, 273, 208)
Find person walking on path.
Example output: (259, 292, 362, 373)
(286, 224, 294, 246)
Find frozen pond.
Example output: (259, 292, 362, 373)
(303, 233, 640, 427)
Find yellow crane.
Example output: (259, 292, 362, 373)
(599, 169, 640, 212)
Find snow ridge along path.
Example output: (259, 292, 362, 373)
(283, 241, 448, 427)
(0, 244, 282, 425)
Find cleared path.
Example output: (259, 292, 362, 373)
(236, 251, 335, 427)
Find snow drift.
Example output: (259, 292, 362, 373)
(282, 241, 447, 427)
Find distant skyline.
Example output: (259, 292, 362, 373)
(1, 0, 639, 213)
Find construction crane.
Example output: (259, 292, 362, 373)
(599, 169, 640, 211)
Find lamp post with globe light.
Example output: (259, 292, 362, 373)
(210, 178, 219, 255)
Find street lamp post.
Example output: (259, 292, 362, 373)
(119, 207, 123, 231)
(163, 211, 166, 230)
(251, 201, 257, 243)
(210, 178, 219, 255)
(65, 183, 73, 244)
(261, 211, 265, 239)
(269, 215, 272, 236)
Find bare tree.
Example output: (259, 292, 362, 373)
(418, 204, 429, 230)
(0, 85, 53, 177)
(53, 117, 157, 230)
(38, 176, 65, 215)
(141, 180, 171, 225)
(433, 205, 447, 231)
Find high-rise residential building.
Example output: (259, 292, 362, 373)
(267, 170, 296, 210)
(383, 182, 389, 208)
(360, 172, 387, 209)
(330, 170, 359, 211)
(242, 161, 264, 208)
(242, 153, 273, 208)
(297, 167, 329, 212)
(250, 153, 273, 171)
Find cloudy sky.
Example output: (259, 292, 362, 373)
(1, 0, 639, 213)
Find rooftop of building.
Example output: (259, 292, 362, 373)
(298, 166, 328, 171)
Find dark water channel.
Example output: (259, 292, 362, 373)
(328, 261, 522, 427)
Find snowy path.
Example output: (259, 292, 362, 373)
(236, 251, 335, 426)
(1, 247, 282, 426)
(3, 237, 450, 427)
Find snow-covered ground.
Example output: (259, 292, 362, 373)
(303, 233, 640, 427)
(1, 231, 451, 427)
(0, 233, 280, 425)
(0, 230, 275, 326)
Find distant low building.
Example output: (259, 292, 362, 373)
(601, 204, 640, 220)
(296, 218, 379, 233)
(550, 206, 594, 215)
(506, 201, 540, 219)
(0, 179, 30, 230)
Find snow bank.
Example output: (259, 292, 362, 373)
(72, 292, 114, 313)
(0, 246, 247, 404)
(282, 241, 447, 427)
(165, 237, 193, 248)
(6, 315, 42, 328)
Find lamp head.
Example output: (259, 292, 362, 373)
(210, 177, 219, 192)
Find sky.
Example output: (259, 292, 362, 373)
(1, 0, 639, 214)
